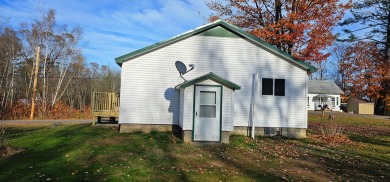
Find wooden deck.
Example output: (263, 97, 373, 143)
(91, 92, 119, 125)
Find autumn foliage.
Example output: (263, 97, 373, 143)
(310, 122, 351, 145)
(0, 102, 92, 120)
(207, 0, 351, 63)
(341, 41, 390, 102)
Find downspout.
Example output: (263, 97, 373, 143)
(231, 89, 235, 132)
(252, 71, 259, 139)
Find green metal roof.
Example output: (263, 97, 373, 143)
(115, 20, 317, 73)
(175, 72, 241, 90)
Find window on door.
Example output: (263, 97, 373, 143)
(262, 78, 285, 96)
(199, 91, 216, 118)
(331, 97, 336, 108)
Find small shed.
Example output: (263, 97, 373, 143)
(175, 72, 241, 143)
(347, 98, 374, 114)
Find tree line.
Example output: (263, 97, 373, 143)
(0, 9, 120, 119)
(1, 1, 389, 119)
(208, 0, 389, 114)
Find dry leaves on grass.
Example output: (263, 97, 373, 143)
(309, 122, 352, 145)
(0, 146, 24, 158)
(310, 133, 352, 146)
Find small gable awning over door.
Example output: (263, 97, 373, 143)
(175, 72, 241, 90)
(313, 94, 335, 99)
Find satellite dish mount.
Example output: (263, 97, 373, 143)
(175, 61, 194, 82)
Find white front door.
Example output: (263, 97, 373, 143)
(193, 86, 221, 142)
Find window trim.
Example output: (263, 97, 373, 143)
(331, 97, 336, 108)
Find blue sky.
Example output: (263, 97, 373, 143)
(1, 0, 211, 67)
(1, 0, 358, 69)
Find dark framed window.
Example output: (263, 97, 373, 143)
(262, 78, 273, 95)
(274, 79, 285, 96)
(307, 97, 310, 106)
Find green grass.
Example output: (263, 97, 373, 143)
(0, 114, 389, 181)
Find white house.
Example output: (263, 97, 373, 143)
(115, 20, 317, 143)
(307, 80, 344, 112)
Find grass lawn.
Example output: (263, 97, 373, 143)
(0, 114, 389, 181)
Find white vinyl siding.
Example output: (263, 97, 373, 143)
(181, 86, 194, 130)
(179, 89, 184, 128)
(120, 35, 308, 128)
(222, 87, 233, 131)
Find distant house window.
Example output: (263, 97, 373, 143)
(336, 97, 339, 105)
(262, 78, 273, 95)
(275, 79, 285, 96)
(262, 78, 285, 96)
(307, 97, 310, 106)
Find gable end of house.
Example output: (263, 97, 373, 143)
(115, 20, 317, 73)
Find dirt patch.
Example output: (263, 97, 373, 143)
(95, 135, 130, 146)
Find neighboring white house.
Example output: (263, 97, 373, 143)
(115, 20, 317, 143)
(307, 80, 344, 112)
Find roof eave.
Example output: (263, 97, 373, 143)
(176, 72, 241, 90)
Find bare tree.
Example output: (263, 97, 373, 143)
(19, 9, 84, 115)
(0, 28, 22, 108)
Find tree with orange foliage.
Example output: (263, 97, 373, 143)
(207, 0, 351, 65)
(339, 0, 390, 114)
(342, 41, 390, 102)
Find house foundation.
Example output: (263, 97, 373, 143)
(232, 126, 265, 136)
(221, 131, 230, 144)
(119, 124, 181, 133)
(281, 128, 306, 138)
(182, 130, 192, 142)
(119, 124, 306, 142)
(181, 130, 230, 143)
(233, 126, 306, 139)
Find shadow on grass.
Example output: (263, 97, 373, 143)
(2, 124, 388, 181)
(146, 131, 189, 181)
(0, 125, 99, 181)
(204, 147, 282, 181)
(349, 134, 390, 147)
(298, 140, 389, 181)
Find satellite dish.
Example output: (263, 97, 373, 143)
(175, 61, 195, 82)
(175, 61, 187, 75)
